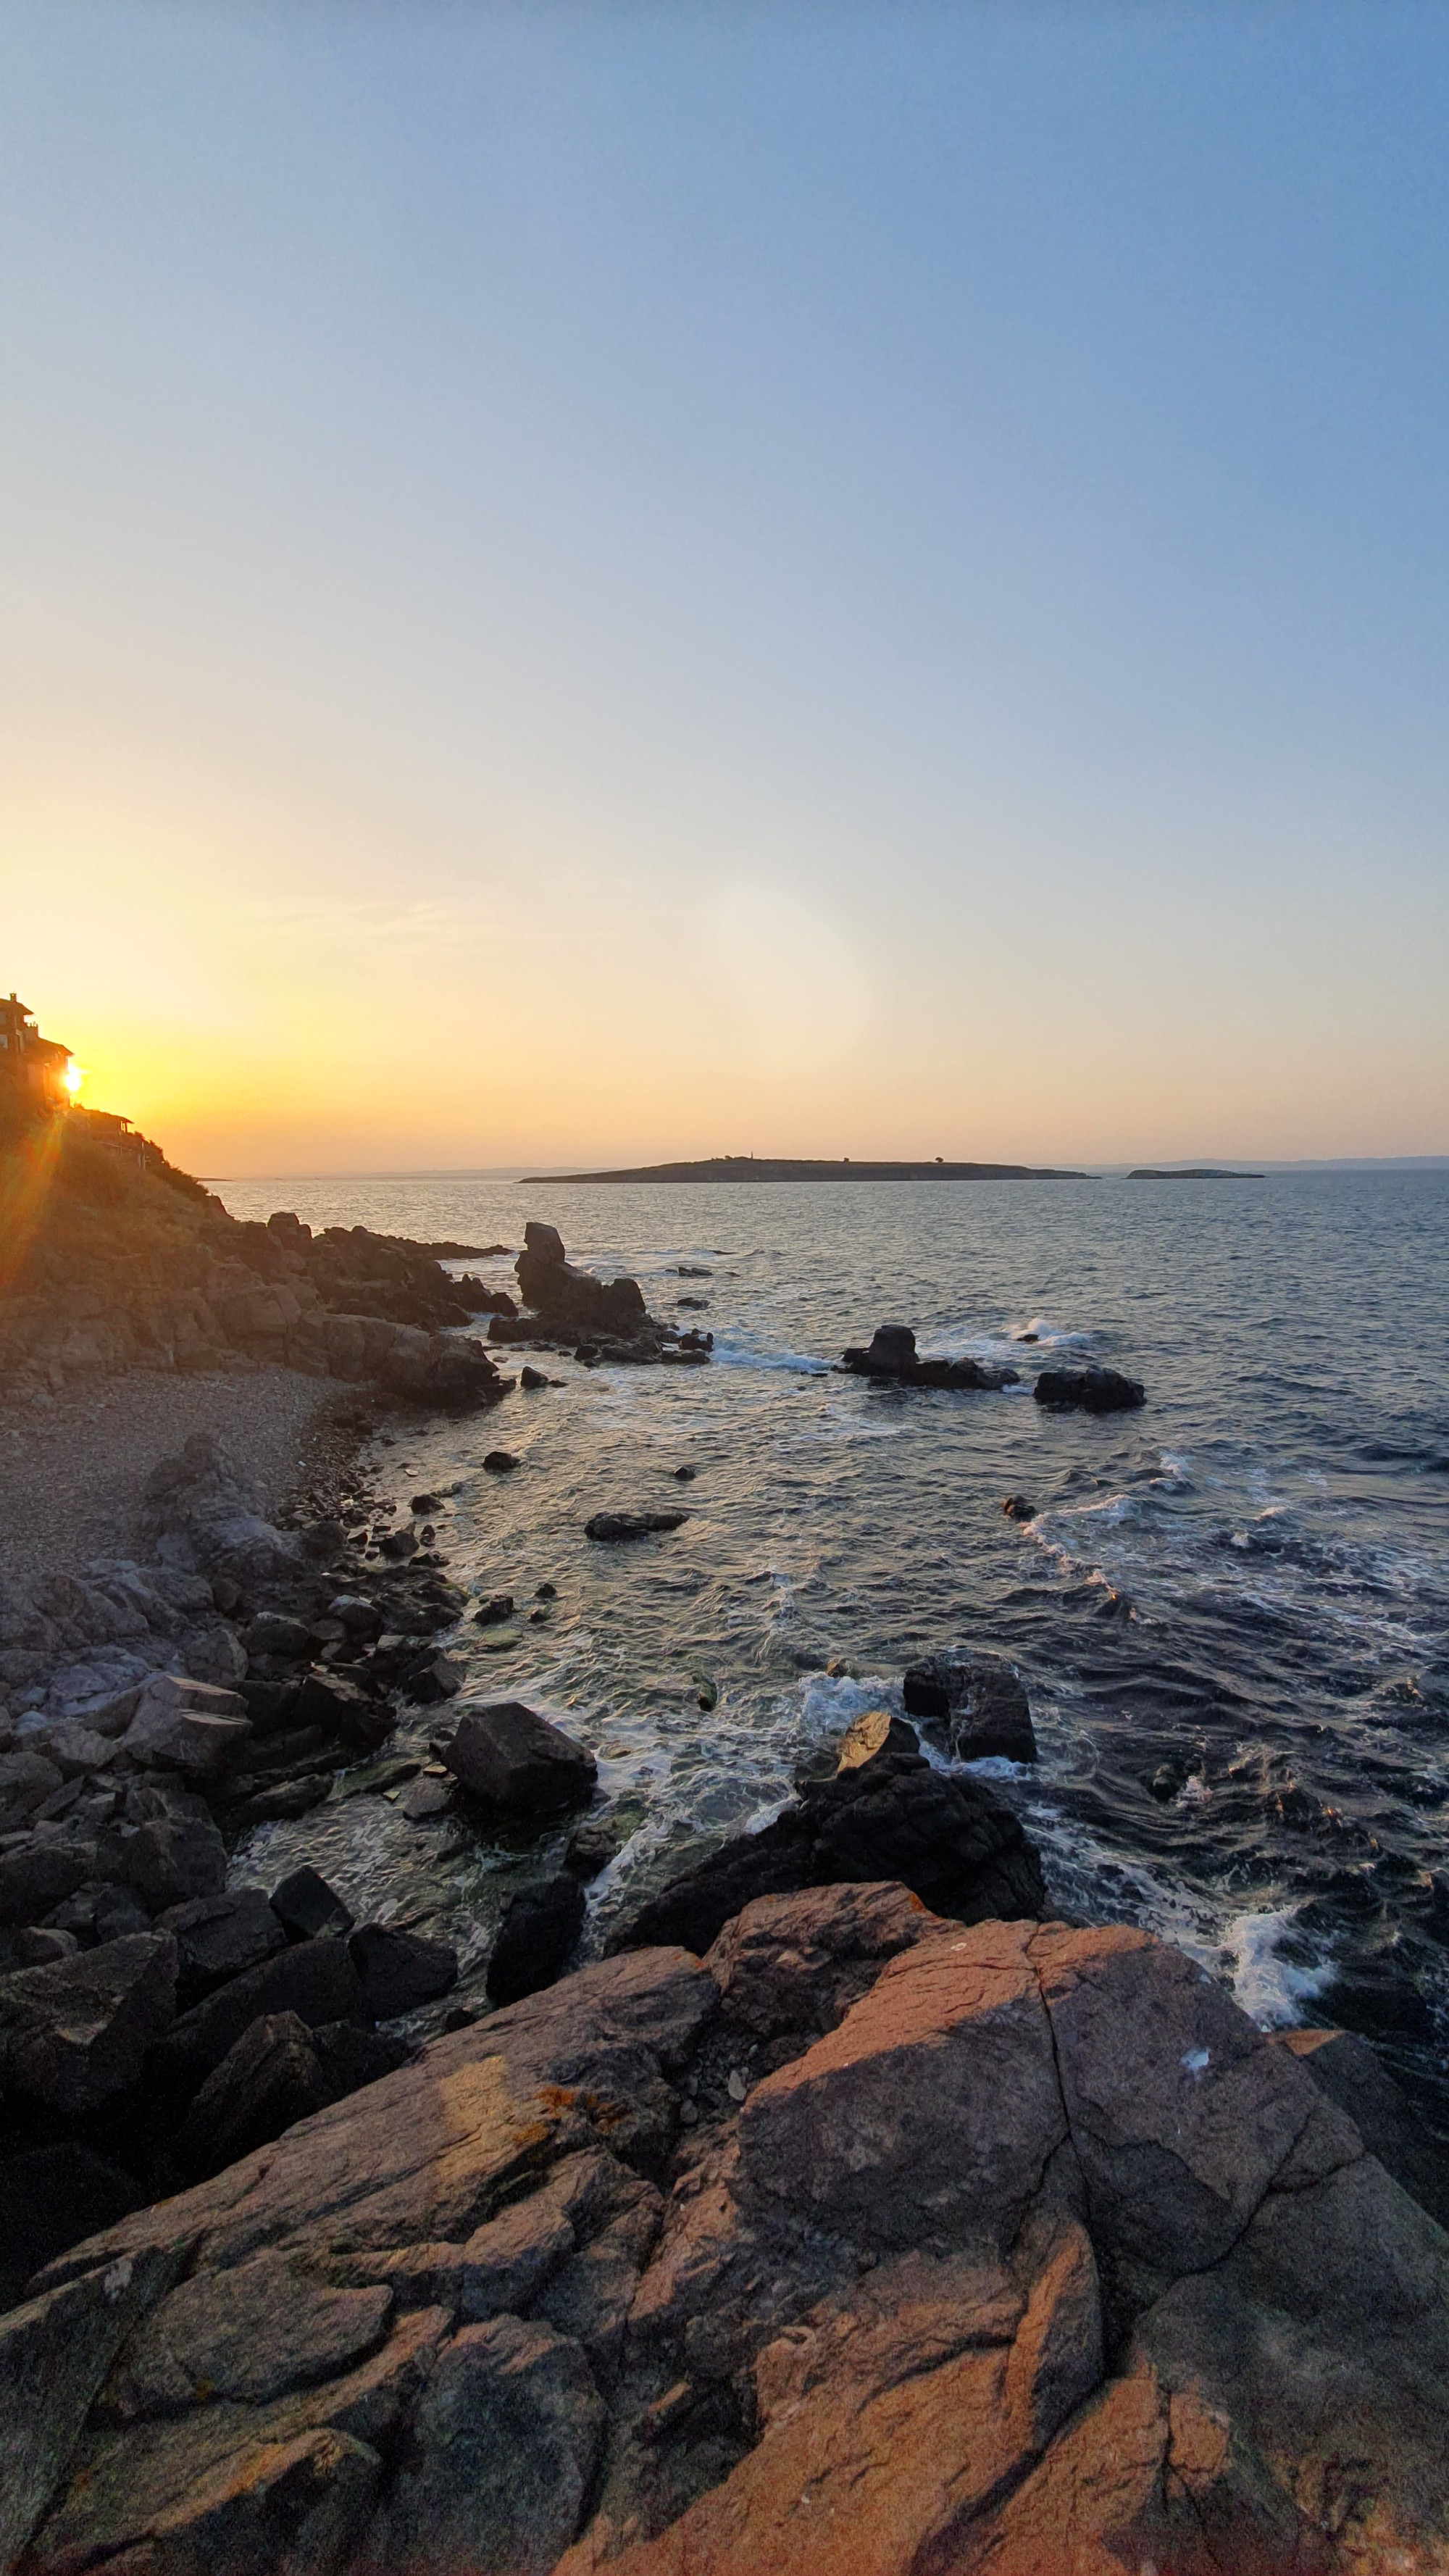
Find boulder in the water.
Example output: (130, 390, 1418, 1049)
(610, 1738, 1045, 1957)
(585, 1511, 688, 1542)
(485, 1875, 587, 2006)
(840, 1325, 1019, 1393)
(1033, 1364, 1145, 1412)
(442, 1701, 598, 1819)
(901, 1655, 1038, 1764)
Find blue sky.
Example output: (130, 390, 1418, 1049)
(2, 1, 1445, 1168)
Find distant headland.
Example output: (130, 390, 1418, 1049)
(1127, 1166, 1264, 1180)
(519, 1155, 1087, 1183)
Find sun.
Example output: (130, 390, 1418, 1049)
(63, 1059, 84, 1098)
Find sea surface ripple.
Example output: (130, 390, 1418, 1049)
(216, 1171, 1449, 2129)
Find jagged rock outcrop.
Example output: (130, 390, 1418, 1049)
(496, 1223, 712, 1366)
(4, 1896, 1448, 2575)
(0, 1120, 509, 1406)
(609, 1733, 1046, 1956)
(840, 1324, 1019, 1391)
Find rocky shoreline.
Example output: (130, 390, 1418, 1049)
(5, 1885, 1449, 2572)
(4, 1143, 1449, 2567)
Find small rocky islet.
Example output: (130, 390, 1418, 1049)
(3, 1125, 1448, 2568)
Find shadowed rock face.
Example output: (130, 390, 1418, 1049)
(609, 1741, 1047, 1956)
(4, 1902, 1449, 2576)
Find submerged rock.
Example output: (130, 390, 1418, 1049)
(585, 1511, 689, 1542)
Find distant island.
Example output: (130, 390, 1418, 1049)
(519, 1156, 1087, 1183)
(1127, 1167, 1264, 1180)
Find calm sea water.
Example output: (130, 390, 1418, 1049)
(216, 1170, 1449, 2125)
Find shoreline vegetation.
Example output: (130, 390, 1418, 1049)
(3, 1112, 1449, 2569)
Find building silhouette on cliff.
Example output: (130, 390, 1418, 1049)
(0, 991, 75, 1117)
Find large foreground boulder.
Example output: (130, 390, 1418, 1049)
(7, 1901, 1449, 2575)
(443, 1701, 598, 1820)
(609, 1741, 1045, 1956)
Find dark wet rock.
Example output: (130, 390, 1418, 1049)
(348, 1924, 458, 2019)
(223, 1773, 333, 1829)
(14, 1927, 81, 1968)
(327, 1594, 383, 1640)
(483, 1449, 520, 1473)
(175, 2009, 335, 2177)
(585, 1511, 689, 1542)
(611, 1743, 1046, 1958)
(0, 1932, 178, 2114)
(442, 1701, 598, 1820)
(376, 1325, 507, 1412)
(270, 1864, 355, 1943)
(172, 2010, 414, 2179)
(840, 1323, 1019, 1392)
(535, 1580, 558, 1599)
(379, 1520, 419, 1559)
(486, 1875, 588, 2006)
(0, 2144, 143, 2312)
(0, 1750, 67, 1831)
(474, 1593, 516, 1627)
(1270, 2025, 1449, 2231)
(520, 1364, 548, 1389)
(564, 1817, 624, 1881)
(901, 1654, 1038, 1763)
(293, 1668, 394, 1747)
(156, 1888, 289, 2004)
(0, 1840, 96, 1929)
(1002, 1493, 1037, 1521)
(1033, 1363, 1145, 1412)
(243, 1612, 313, 1661)
(94, 1809, 227, 1912)
(398, 1651, 464, 1707)
(163, 1935, 367, 2085)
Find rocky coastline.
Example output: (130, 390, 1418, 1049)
(4, 1132, 1449, 2568)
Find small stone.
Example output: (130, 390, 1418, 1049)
(520, 1366, 548, 1390)
(535, 1582, 557, 1599)
(483, 1450, 520, 1473)
(473, 1595, 516, 1627)
(1002, 1494, 1037, 1522)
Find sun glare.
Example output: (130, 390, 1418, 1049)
(63, 1059, 83, 1096)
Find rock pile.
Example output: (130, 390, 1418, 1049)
(0, 1119, 510, 1409)
(4, 1892, 1447, 2574)
(610, 1727, 1045, 1956)
(840, 1325, 1019, 1391)
(492, 1225, 713, 1367)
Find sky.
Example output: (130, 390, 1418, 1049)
(1, 1, 1447, 1175)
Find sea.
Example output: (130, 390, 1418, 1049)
(214, 1169, 1449, 2129)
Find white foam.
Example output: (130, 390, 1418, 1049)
(1222, 1906, 1334, 2028)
